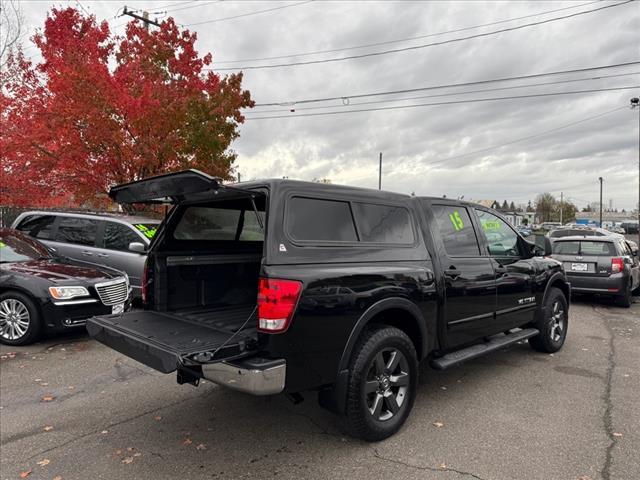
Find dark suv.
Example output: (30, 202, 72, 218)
(88, 170, 571, 441)
(550, 235, 639, 307)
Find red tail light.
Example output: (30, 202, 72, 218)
(611, 257, 624, 274)
(257, 278, 302, 333)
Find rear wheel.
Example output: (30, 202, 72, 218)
(345, 326, 418, 441)
(615, 281, 632, 308)
(0, 292, 42, 346)
(529, 287, 568, 353)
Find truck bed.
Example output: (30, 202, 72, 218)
(86, 305, 257, 374)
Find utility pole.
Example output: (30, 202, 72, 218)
(599, 177, 603, 227)
(631, 97, 640, 246)
(560, 192, 563, 225)
(122, 6, 160, 28)
(378, 152, 382, 190)
(237, 172, 241, 183)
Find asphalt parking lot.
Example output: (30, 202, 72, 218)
(1, 297, 638, 480)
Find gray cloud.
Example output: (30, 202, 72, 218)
(19, 0, 640, 210)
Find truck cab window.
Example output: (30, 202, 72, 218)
(431, 205, 480, 256)
(474, 209, 520, 257)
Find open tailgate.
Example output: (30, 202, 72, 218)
(86, 308, 256, 373)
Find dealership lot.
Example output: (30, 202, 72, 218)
(0, 298, 637, 480)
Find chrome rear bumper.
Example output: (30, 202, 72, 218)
(201, 357, 286, 396)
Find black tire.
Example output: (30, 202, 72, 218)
(345, 326, 418, 441)
(615, 281, 632, 308)
(529, 287, 568, 353)
(0, 291, 42, 346)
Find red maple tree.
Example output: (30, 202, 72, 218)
(1, 7, 253, 207)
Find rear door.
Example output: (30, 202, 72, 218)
(51, 216, 104, 268)
(425, 201, 496, 347)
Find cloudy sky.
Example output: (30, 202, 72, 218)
(16, 0, 640, 210)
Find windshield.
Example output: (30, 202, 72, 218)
(0, 232, 51, 262)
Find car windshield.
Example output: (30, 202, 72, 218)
(0, 232, 51, 262)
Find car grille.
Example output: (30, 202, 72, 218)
(95, 278, 128, 306)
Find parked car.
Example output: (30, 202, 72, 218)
(11, 211, 160, 299)
(86, 170, 571, 441)
(621, 222, 639, 234)
(550, 235, 639, 307)
(547, 226, 626, 242)
(0, 228, 131, 345)
(540, 222, 562, 231)
(516, 225, 531, 237)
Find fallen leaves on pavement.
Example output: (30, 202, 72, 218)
(432, 421, 444, 428)
(53, 476, 63, 480)
(19, 469, 32, 478)
(196, 443, 207, 451)
(41, 395, 55, 402)
(43, 426, 54, 432)
(36, 459, 50, 467)
(613, 432, 623, 437)
(182, 438, 193, 446)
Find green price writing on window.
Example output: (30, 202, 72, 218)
(134, 224, 157, 239)
(481, 220, 501, 231)
(0, 241, 6, 248)
(449, 211, 464, 231)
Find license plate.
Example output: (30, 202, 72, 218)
(571, 263, 588, 272)
(112, 303, 125, 315)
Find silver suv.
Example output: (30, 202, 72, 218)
(11, 211, 160, 299)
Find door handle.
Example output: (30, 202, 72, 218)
(444, 268, 461, 279)
(97, 253, 109, 258)
(81, 251, 93, 256)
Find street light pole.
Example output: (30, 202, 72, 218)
(599, 177, 603, 227)
(631, 97, 640, 246)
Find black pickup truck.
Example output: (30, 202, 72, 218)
(88, 170, 570, 441)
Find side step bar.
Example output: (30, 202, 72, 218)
(430, 328, 539, 370)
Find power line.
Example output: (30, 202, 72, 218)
(339, 107, 626, 183)
(212, 0, 602, 65)
(251, 72, 639, 114)
(154, 0, 219, 14)
(244, 86, 640, 120)
(185, 0, 314, 27)
(416, 106, 627, 168)
(212, 0, 634, 70)
(251, 61, 640, 107)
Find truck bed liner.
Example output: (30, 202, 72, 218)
(86, 305, 256, 374)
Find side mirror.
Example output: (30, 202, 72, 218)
(128, 241, 147, 253)
(533, 234, 552, 256)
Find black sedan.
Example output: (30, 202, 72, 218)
(0, 228, 131, 345)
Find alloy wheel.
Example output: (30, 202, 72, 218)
(549, 300, 565, 342)
(364, 348, 410, 421)
(0, 298, 31, 341)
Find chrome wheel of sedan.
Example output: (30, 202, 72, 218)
(0, 298, 31, 341)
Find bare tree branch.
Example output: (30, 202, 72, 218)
(0, 0, 24, 68)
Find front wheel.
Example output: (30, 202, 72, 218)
(0, 292, 42, 346)
(529, 287, 568, 353)
(345, 326, 418, 441)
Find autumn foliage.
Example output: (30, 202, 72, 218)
(1, 7, 253, 207)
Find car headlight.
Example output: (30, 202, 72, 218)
(49, 286, 90, 300)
